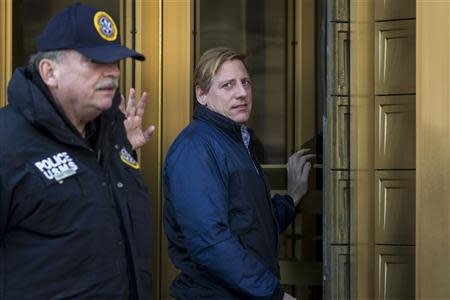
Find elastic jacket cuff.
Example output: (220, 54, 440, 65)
(285, 194, 295, 206)
(270, 284, 284, 300)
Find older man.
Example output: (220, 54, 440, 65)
(0, 3, 153, 300)
(163, 47, 315, 300)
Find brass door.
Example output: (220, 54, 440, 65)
(4, 1, 419, 299)
(373, 5, 416, 298)
(348, 0, 416, 298)
(325, 1, 351, 298)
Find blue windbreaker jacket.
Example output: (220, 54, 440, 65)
(163, 105, 296, 300)
(0, 68, 152, 300)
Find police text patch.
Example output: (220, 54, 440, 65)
(34, 152, 79, 181)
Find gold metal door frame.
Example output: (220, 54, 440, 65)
(0, 0, 12, 107)
(134, 1, 164, 299)
(416, 1, 450, 298)
(349, 0, 375, 298)
(138, 1, 194, 299)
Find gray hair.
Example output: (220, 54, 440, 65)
(28, 50, 67, 74)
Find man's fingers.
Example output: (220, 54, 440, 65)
(301, 161, 312, 181)
(119, 94, 126, 114)
(143, 125, 156, 140)
(283, 293, 297, 300)
(125, 89, 149, 118)
(294, 148, 310, 158)
(290, 152, 315, 167)
(289, 148, 312, 163)
(136, 92, 148, 115)
(136, 93, 147, 118)
(299, 154, 316, 166)
(287, 153, 315, 171)
(298, 148, 310, 154)
(126, 88, 137, 116)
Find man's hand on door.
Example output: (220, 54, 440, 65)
(287, 148, 315, 206)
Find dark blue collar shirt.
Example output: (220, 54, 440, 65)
(0, 67, 152, 300)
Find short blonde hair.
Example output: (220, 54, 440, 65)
(194, 47, 248, 93)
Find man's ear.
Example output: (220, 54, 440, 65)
(195, 85, 207, 106)
(39, 59, 59, 88)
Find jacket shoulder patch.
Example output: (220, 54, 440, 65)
(119, 148, 140, 169)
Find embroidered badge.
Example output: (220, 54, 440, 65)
(120, 148, 140, 169)
(34, 152, 79, 181)
(93, 11, 118, 41)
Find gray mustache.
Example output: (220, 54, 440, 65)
(96, 79, 119, 90)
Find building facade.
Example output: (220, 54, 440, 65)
(0, 0, 448, 299)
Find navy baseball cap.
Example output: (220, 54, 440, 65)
(36, 2, 145, 63)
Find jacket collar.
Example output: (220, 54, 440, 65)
(193, 104, 244, 143)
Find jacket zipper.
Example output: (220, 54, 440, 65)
(244, 145, 260, 175)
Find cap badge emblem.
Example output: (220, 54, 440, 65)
(94, 11, 118, 41)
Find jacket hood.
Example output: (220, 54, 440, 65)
(7, 67, 121, 147)
(8, 68, 70, 133)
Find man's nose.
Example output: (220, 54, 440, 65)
(236, 82, 249, 98)
(104, 63, 120, 78)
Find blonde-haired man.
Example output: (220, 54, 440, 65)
(164, 47, 314, 300)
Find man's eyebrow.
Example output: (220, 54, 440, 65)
(217, 78, 236, 85)
(217, 76, 250, 84)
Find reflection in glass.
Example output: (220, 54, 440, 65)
(12, 0, 119, 70)
(197, 0, 288, 164)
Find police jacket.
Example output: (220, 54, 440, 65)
(163, 105, 296, 300)
(0, 68, 152, 300)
